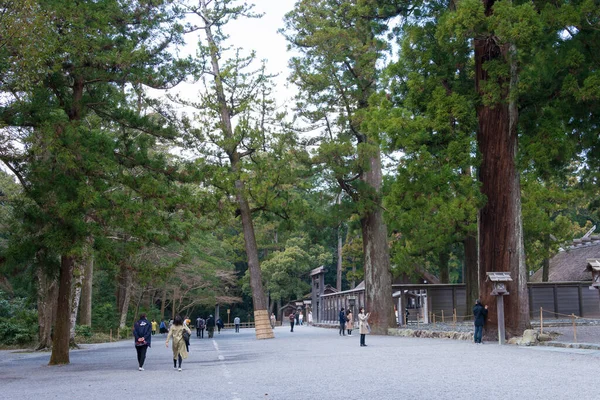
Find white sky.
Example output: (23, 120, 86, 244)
(174, 0, 299, 110)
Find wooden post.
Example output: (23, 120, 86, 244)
(117, 327, 120, 340)
(110, 329, 112, 342)
(540, 307, 543, 334)
(572, 314, 577, 343)
(453, 308, 456, 330)
(417, 310, 420, 329)
(433, 313, 436, 328)
(442, 310, 445, 323)
(497, 295, 506, 345)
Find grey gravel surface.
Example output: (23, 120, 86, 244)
(1, 325, 599, 400)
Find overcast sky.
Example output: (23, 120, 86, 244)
(175, 0, 299, 108)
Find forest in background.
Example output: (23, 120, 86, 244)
(0, 0, 598, 363)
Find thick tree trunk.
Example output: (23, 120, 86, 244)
(36, 267, 58, 351)
(69, 259, 85, 347)
(439, 250, 450, 284)
(475, 4, 529, 339)
(78, 252, 94, 326)
(464, 234, 479, 310)
(49, 255, 74, 365)
(360, 149, 394, 334)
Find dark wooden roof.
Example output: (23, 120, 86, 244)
(530, 236, 600, 282)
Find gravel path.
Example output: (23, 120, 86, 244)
(1, 325, 600, 400)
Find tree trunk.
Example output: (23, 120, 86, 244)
(36, 267, 58, 351)
(337, 223, 343, 291)
(78, 252, 94, 326)
(49, 254, 74, 365)
(360, 149, 394, 334)
(464, 233, 479, 310)
(475, 5, 529, 338)
(118, 266, 132, 330)
(542, 233, 550, 282)
(439, 250, 450, 283)
(160, 286, 167, 321)
(69, 258, 85, 347)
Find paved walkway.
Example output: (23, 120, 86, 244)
(1, 325, 599, 400)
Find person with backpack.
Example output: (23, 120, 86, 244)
(196, 316, 205, 338)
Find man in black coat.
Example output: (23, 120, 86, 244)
(206, 314, 216, 338)
(339, 307, 346, 336)
(473, 299, 488, 344)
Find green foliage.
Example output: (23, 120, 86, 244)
(74, 325, 92, 339)
(0, 291, 38, 346)
(256, 235, 331, 302)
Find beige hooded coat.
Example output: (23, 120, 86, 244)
(166, 324, 191, 360)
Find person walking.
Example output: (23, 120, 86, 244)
(234, 316, 241, 333)
(473, 299, 488, 344)
(196, 316, 205, 338)
(133, 313, 152, 371)
(308, 311, 313, 326)
(339, 307, 346, 336)
(299, 312, 304, 326)
(358, 307, 370, 347)
(346, 310, 353, 336)
(159, 320, 167, 334)
(151, 319, 157, 335)
(165, 315, 191, 371)
(270, 313, 276, 328)
(289, 311, 295, 332)
(216, 317, 224, 334)
(206, 314, 215, 338)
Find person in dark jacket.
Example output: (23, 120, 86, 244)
(216, 318, 224, 334)
(206, 315, 216, 338)
(473, 299, 488, 344)
(133, 313, 152, 371)
(339, 307, 346, 336)
(196, 316, 205, 338)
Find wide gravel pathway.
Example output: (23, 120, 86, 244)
(1, 325, 599, 400)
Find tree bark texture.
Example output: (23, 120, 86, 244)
(49, 255, 74, 365)
(69, 259, 85, 346)
(78, 253, 94, 326)
(337, 224, 343, 291)
(360, 149, 394, 334)
(475, 1, 530, 338)
(36, 267, 58, 351)
(464, 234, 479, 310)
(118, 266, 132, 329)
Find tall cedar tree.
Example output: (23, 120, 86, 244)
(282, 0, 410, 333)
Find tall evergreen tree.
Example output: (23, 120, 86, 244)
(282, 0, 407, 333)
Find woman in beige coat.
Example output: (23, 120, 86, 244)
(345, 310, 353, 336)
(358, 307, 370, 347)
(165, 315, 191, 371)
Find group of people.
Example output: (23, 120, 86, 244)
(336, 307, 371, 346)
